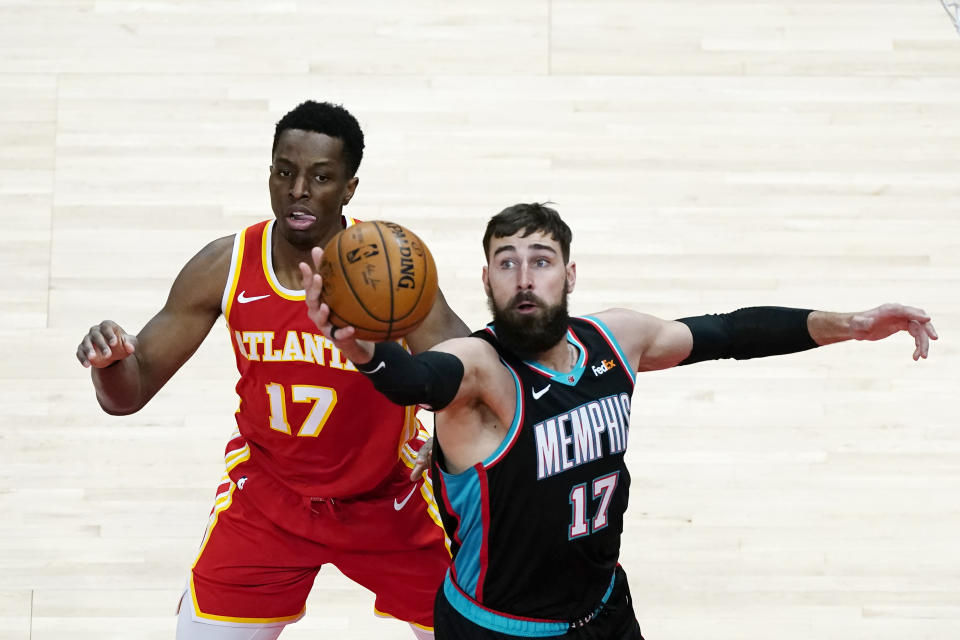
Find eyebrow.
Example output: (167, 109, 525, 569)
(273, 157, 333, 168)
(492, 243, 558, 257)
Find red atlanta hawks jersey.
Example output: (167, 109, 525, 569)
(220, 219, 420, 498)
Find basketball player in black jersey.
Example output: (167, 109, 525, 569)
(300, 203, 937, 639)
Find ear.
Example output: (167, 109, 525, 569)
(343, 176, 359, 205)
(565, 261, 576, 293)
(481, 265, 490, 293)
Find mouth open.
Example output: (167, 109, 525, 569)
(515, 301, 539, 314)
(287, 210, 317, 231)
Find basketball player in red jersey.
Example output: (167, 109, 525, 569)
(75, 101, 469, 640)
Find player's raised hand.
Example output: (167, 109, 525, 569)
(849, 303, 939, 360)
(300, 246, 328, 326)
(298, 248, 375, 365)
(77, 320, 138, 368)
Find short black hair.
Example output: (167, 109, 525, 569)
(272, 101, 365, 177)
(483, 202, 572, 263)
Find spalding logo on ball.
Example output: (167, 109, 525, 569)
(318, 221, 439, 340)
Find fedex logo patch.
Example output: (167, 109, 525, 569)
(591, 359, 617, 377)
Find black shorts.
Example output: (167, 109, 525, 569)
(434, 565, 645, 640)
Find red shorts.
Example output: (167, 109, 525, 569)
(183, 434, 450, 630)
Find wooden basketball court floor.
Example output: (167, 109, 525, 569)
(1, 1, 958, 638)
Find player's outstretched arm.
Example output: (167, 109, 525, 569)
(807, 304, 937, 360)
(597, 303, 938, 374)
(76, 236, 231, 415)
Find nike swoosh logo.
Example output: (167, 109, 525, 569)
(368, 361, 386, 374)
(532, 384, 551, 400)
(393, 483, 419, 511)
(237, 291, 270, 304)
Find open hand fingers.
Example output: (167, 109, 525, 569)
(905, 307, 938, 343)
(306, 299, 358, 345)
(299, 262, 324, 314)
(899, 305, 931, 324)
(327, 321, 356, 343)
(306, 297, 331, 331)
(908, 320, 929, 361)
(298, 260, 314, 291)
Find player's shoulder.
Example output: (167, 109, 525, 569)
(182, 234, 235, 274)
(195, 234, 236, 262)
(588, 308, 654, 330)
(167, 234, 236, 308)
(591, 308, 670, 324)
(433, 334, 501, 363)
(586, 308, 672, 348)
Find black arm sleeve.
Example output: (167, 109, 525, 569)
(355, 341, 465, 410)
(677, 306, 818, 366)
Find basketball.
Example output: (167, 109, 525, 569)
(318, 220, 439, 341)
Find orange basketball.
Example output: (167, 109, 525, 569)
(318, 221, 439, 341)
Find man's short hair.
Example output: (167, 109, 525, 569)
(483, 202, 572, 263)
(272, 101, 365, 177)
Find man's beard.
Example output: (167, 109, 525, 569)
(488, 288, 570, 361)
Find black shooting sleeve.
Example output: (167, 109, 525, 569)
(354, 341, 465, 410)
(677, 306, 818, 366)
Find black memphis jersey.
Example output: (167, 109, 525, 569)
(432, 316, 636, 621)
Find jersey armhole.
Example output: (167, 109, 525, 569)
(579, 315, 636, 386)
(220, 231, 245, 321)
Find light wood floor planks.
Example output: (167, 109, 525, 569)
(1, 1, 958, 638)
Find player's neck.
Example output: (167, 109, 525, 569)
(533, 340, 577, 374)
(270, 244, 309, 290)
(270, 231, 331, 291)
(269, 215, 346, 289)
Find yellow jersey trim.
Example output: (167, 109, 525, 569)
(262, 220, 305, 301)
(188, 454, 304, 625)
(373, 607, 434, 631)
(222, 231, 246, 322)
